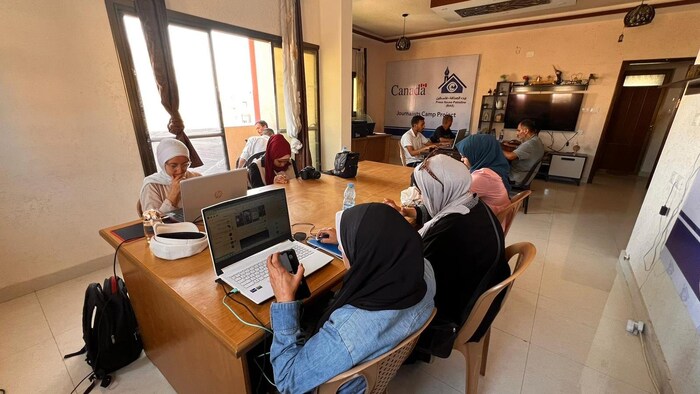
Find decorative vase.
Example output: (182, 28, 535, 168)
(495, 99, 504, 110)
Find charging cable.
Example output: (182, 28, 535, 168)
(221, 291, 272, 334)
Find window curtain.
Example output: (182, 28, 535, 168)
(353, 49, 366, 116)
(134, 0, 203, 168)
(281, 0, 312, 168)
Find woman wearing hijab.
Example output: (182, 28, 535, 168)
(384, 154, 509, 358)
(266, 204, 435, 394)
(456, 134, 511, 215)
(140, 138, 200, 214)
(247, 134, 298, 188)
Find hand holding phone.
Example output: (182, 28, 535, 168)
(278, 249, 311, 300)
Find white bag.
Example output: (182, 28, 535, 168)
(149, 222, 208, 260)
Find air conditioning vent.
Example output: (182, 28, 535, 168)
(431, 0, 576, 22)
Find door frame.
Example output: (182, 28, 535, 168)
(588, 57, 694, 183)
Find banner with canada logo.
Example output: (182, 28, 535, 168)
(384, 55, 479, 135)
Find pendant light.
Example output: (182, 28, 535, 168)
(396, 13, 411, 51)
(618, 1, 655, 43)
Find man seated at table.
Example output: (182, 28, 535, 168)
(401, 115, 436, 167)
(237, 121, 274, 168)
(502, 119, 544, 184)
(430, 114, 455, 143)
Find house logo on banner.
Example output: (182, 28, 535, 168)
(384, 55, 479, 134)
(438, 68, 466, 94)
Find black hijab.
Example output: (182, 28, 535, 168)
(315, 203, 427, 332)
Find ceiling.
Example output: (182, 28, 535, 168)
(352, 0, 684, 40)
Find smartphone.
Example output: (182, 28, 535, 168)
(278, 249, 311, 300)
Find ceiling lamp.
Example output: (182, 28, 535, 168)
(618, 1, 655, 43)
(624, 1, 655, 27)
(395, 13, 411, 51)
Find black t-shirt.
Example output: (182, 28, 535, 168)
(430, 126, 454, 143)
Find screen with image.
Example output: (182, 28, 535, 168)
(504, 93, 584, 131)
(203, 189, 290, 265)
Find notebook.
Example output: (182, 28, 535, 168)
(307, 238, 342, 259)
(201, 188, 333, 304)
(168, 169, 248, 222)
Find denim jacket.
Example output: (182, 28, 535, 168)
(270, 260, 436, 394)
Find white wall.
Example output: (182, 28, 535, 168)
(355, 6, 700, 181)
(0, 0, 350, 300)
(318, 0, 352, 170)
(625, 50, 700, 394)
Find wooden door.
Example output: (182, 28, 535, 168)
(598, 72, 669, 174)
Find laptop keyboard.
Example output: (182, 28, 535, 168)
(229, 244, 313, 293)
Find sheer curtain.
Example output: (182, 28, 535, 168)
(280, 0, 312, 168)
(134, 0, 202, 168)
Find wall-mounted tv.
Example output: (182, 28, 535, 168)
(504, 93, 584, 131)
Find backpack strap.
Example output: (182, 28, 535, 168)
(64, 283, 103, 360)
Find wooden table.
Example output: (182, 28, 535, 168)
(99, 161, 413, 393)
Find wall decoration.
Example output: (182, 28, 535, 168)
(384, 55, 479, 133)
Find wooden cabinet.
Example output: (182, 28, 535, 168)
(351, 133, 392, 163)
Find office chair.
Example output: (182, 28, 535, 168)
(453, 242, 536, 394)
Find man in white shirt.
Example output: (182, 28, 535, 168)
(238, 124, 275, 168)
(401, 115, 436, 167)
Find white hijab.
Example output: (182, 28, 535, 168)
(141, 138, 191, 189)
(414, 154, 474, 237)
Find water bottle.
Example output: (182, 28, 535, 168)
(498, 131, 504, 142)
(142, 209, 162, 243)
(343, 183, 356, 210)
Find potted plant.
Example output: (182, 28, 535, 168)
(500, 74, 508, 82)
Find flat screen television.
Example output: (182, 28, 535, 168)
(504, 93, 584, 131)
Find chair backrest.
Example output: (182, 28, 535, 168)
(398, 141, 407, 166)
(317, 308, 437, 394)
(496, 190, 531, 236)
(512, 159, 542, 189)
(137, 199, 143, 218)
(453, 242, 536, 347)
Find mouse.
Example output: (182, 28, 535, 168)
(293, 232, 307, 242)
(317, 232, 330, 240)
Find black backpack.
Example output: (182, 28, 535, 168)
(331, 150, 359, 178)
(64, 276, 143, 392)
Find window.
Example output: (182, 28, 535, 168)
(623, 74, 666, 87)
(106, 1, 320, 174)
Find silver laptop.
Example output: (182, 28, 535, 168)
(201, 188, 333, 304)
(452, 128, 469, 148)
(170, 169, 248, 222)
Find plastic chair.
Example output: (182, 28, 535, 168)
(508, 159, 542, 214)
(453, 242, 536, 394)
(316, 308, 437, 394)
(496, 190, 531, 237)
(398, 141, 407, 166)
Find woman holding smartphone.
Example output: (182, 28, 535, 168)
(265, 203, 435, 394)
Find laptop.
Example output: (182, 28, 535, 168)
(201, 188, 334, 304)
(451, 128, 469, 148)
(168, 169, 248, 222)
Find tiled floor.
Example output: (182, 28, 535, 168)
(0, 174, 654, 393)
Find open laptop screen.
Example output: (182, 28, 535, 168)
(202, 188, 291, 276)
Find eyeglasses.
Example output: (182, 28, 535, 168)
(165, 161, 191, 171)
(418, 158, 444, 192)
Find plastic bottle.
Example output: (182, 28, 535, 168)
(498, 131, 504, 142)
(343, 183, 356, 210)
(142, 209, 162, 243)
